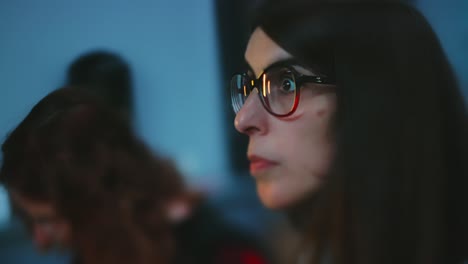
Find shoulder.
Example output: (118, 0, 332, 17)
(174, 200, 270, 264)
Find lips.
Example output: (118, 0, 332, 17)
(248, 155, 277, 174)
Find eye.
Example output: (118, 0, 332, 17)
(279, 76, 296, 93)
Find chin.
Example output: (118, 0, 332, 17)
(260, 198, 287, 210)
(256, 177, 321, 210)
(256, 182, 296, 210)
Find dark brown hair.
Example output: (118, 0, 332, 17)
(66, 50, 133, 121)
(0, 88, 184, 264)
(254, 1, 467, 264)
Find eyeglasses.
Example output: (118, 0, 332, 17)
(12, 202, 61, 235)
(230, 60, 335, 117)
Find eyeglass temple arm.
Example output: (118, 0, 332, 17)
(298, 75, 335, 85)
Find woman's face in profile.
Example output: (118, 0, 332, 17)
(234, 27, 336, 209)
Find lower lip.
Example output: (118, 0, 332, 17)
(249, 160, 276, 174)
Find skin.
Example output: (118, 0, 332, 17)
(10, 190, 72, 251)
(9, 190, 193, 253)
(234, 28, 336, 209)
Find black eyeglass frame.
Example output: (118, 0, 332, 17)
(231, 59, 335, 117)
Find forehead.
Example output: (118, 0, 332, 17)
(245, 27, 293, 77)
(10, 190, 55, 216)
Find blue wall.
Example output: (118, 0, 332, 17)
(418, 0, 468, 98)
(0, 0, 227, 184)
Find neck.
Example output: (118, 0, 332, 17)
(285, 194, 317, 233)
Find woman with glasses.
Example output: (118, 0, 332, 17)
(230, 1, 467, 264)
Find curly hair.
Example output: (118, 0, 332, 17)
(0, 88, 184, 264)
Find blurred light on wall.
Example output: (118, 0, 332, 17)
(0, 186, 10, 229)
(417, 0, 468, 98)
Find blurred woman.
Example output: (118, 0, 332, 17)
(1, 88, 270, 264)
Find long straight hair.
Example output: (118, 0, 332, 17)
(255, 1, 467, 263)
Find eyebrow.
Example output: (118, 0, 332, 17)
(245, 58, 305, 78)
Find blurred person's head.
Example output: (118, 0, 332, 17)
(66, 50, 133, 121)
(0, 88, 184, 264)
(231, 1, 467, 263)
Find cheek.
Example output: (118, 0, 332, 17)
(274, 97, 333, 148)
(287, 94, 336, 177)
(54, 220, 73, 244)
(316, 108, 327, 117)
(254, 93, 336, 209)
(296, 95, 334, 142)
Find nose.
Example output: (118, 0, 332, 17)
(234, 88, 268, 136)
